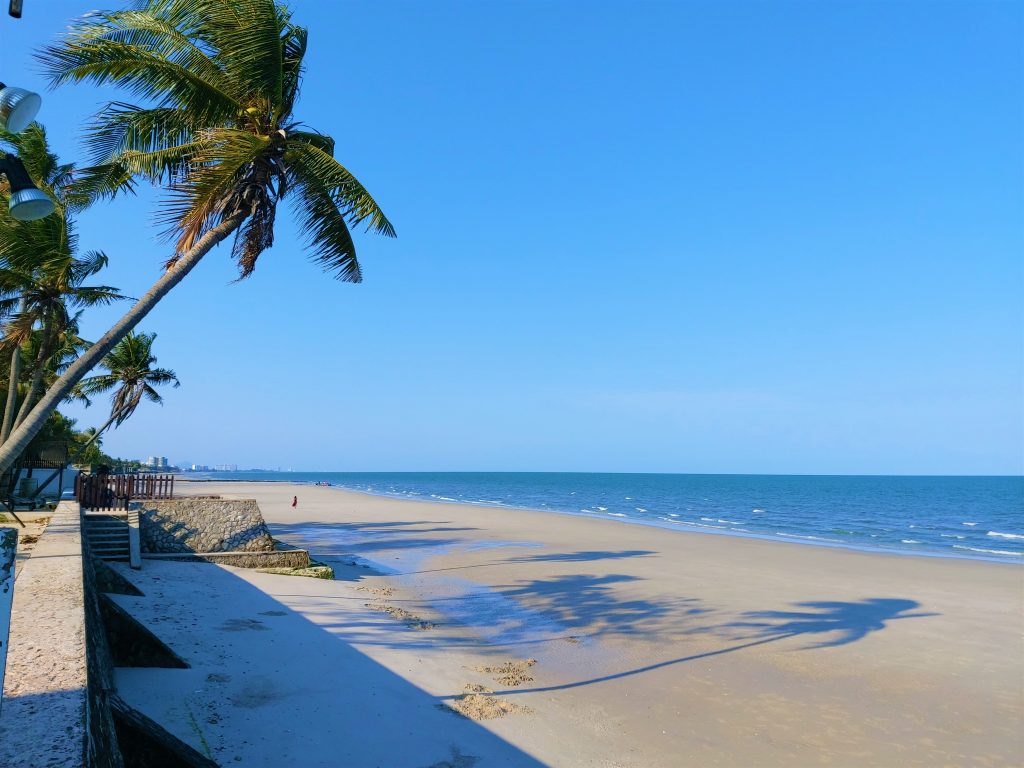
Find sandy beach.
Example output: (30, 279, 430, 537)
(111, 481, 1023, 767)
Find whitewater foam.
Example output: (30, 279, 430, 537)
(775, 532, 842, 543)
(953, 545, 1022, 557)
(987, 531, 1024, 540)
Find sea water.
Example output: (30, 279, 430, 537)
(184, 472, 1023, 563)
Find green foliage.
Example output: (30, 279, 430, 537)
(37, 0, 395, 282)
(79, 330, 179, 426)
(0, 123, 121, 436)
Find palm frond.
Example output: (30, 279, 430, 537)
(85, 103, 200, 177)
(159, 128, 269, 258)
(288, 173, 360, 282)
(37, 32, 240, 125)
(285, 140, 395, 238)
(64, 162, 138, 209)
(199, 0, 284, 111)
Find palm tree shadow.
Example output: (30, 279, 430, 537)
(724, 598, 939, 649)
(496, 597, 937, 697)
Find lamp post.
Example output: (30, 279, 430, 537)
(0, 153, 54, 221)
(0, 80, 53, 220)
(0, 82, 40, 134)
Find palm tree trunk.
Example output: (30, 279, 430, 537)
(75, 410, 121, 459)
(1, 344, 22, 443)
(12, 317, 55, 429)
(0, 213, 246, 477)
(1, 298, 28, 442)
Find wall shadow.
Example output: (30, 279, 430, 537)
(103, 560, 547, 767)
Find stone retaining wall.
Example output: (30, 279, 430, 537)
(140, 498, 275, 554)
(143, 549, 310, 568)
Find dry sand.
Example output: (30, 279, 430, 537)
(111, 481, 1023, 767)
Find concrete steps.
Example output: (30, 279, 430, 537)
(83, 513, 130, 562)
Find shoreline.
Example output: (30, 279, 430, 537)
(177, 476, 1024, 566)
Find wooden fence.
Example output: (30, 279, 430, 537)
(76, 473, 175, 511)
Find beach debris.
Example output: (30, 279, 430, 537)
(470, 659, 537, 687)
(218, 618, 269, 632)
(254, 564, 335, 579)
(229, 677, 282, 709)
(364, 601, 435, 630)
(444, 684, 532, 720)
(356, 584, 395, 597)
(425, 746, 481, 768)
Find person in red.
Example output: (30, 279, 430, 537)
(291, 495, 297, 508)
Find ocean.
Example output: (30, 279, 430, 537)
(183, 472, 1024, 563)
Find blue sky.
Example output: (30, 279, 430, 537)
(0, 1, 1021, 474)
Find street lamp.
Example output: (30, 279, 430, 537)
(0, 83, 41, 134)
(0, 153, 54, 220)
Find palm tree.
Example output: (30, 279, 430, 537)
(30, 331, 178, 493)
(0, 0, 394, 476)
(78, 331, 179, 453)
(0, 251, 123, 433)
(0, 124, 73, 442)
(0, 125, 122, 441)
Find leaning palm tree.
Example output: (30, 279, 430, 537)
(76, 331, 179, 455)
(0, 0, 394, 474)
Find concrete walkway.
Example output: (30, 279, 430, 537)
(0, 502, 87, 768)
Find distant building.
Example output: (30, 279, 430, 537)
(144, 456, 169, 469)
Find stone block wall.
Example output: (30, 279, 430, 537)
(140, 498, 275, 554)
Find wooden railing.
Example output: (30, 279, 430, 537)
(75, 473, 175, 511)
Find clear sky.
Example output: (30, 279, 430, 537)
(0, 1, 1021, 475)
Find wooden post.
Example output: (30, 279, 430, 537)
(0, 527, 16, 715)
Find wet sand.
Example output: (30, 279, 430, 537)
(114, 481, 1023, 767)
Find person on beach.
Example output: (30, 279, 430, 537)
(292, 495, 298, 507)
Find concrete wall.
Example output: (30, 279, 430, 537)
(11, 466, 78, 499)
(140, 498, 275, 554)
(82, 535, 126, 768)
